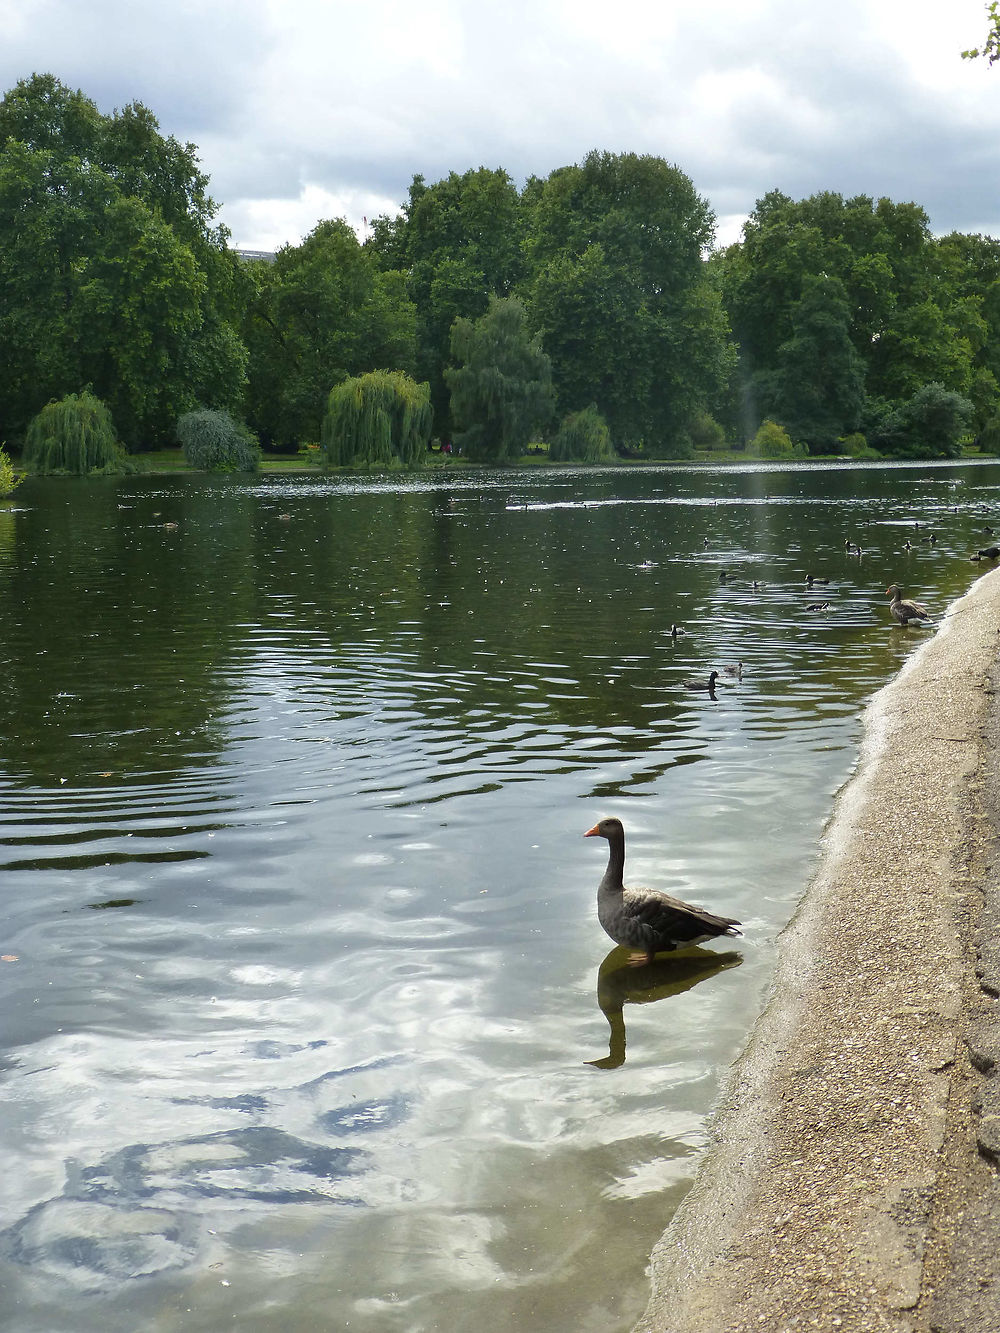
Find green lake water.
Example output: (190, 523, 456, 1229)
(1, 460, 998, 1331)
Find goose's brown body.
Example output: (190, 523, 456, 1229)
(584, 818, 742, 965)
(886, 583, 930, 626)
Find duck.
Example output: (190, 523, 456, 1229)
(584, 818, 742, 965)
(978, 546, 1000, 560)
(669, 624, 687, 638)
(886, 583, 931, 626)
(806, 601, 831, 612)
(805, 574, 829, 586)
(683, 670, 719, 696)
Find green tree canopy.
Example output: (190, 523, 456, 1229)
(0, 445, 23, 497)
(0, 73, 247, 450)
(321, 370, 432, 468)
(244, 218, 416, 448)
(715, 190, 994, 448)
(524, 150, 733, 456)
(870, 382, 973, 459)
(963, 3, 1000, 62)
(446, 295, 555, 462)
(368, 167, 526, 434)
(761, 273, 865, 452)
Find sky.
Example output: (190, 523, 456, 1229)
(2, 0, 999, 253)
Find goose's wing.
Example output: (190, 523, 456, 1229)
(622, 887, 741, 943)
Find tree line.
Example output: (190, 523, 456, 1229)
(2, 72, 999, 471)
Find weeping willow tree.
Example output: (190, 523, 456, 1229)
(321, 370, 432, 468)
(550, 404, 613, 462)
(445, 296, 554, 462)
(23, 391, 127, 475)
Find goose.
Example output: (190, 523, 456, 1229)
(669, 624, 687, 638)
(584, 818, 742, 965)
(886, 583, 931, 626)
(722, 662, 743, 679)
(979, 546, 1000, 560)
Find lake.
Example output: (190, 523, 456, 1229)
(1, 460, 998, 1332)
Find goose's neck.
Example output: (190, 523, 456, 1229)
(601, 830, 626, 892)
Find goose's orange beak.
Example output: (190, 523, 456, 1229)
(584, 823, 600, 837)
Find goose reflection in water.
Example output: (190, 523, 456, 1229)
(586, 946, 743, 1070)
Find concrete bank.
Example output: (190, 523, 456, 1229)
(635, 572, 1000, 1333)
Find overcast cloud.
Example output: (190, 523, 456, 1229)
(2, 0, 999, 250)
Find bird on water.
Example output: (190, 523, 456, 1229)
(683, 670, 720, 697)
(584, 818, 742, 966)
(886, 583, 931, 626)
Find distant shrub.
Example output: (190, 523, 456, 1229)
(177, 409, 261, 472)
(550, 404, 613, 462)
(0, 444, 23, 497)
(840, 432, 880, 460)
(749, 419, 806, 459)
(689, 411, 727, 449)
(23, 391, 128, 475)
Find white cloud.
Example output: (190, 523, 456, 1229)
(1, 0, 998, 249)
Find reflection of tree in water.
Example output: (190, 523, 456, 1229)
(0, 477, 256, 784)
(587, 946, 742, 1069)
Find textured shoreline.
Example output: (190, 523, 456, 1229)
(635, 572, 1000, 1333)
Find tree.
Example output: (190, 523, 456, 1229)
(321, 371, 431, 468)
(962, 3, 1000, 62)
(0, 445, 22, 497)
(243, 219, 416, 449)
(749, 419, 804, 460)
(0, 74, 247, 450)
(718, 190, 986, 451)
(23, 391, 127, 474)
(445, 296, 555, 462)
(524, 151, 733, 456)
(763, 274, 865, 452)
(368, 168, 526, 434)
(550, 405, 613, 462)
(871, 383, 973, 459)
(177, 409, 261, 472)
(934, 232, 1000, 429)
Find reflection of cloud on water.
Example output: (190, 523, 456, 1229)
(0, 1048, 414, 1291)
(4, 1198, 200, 1287)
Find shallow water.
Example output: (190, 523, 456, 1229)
(1, 460, 997, 1331)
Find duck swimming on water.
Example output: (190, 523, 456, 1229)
(584, 818, 742, 966)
